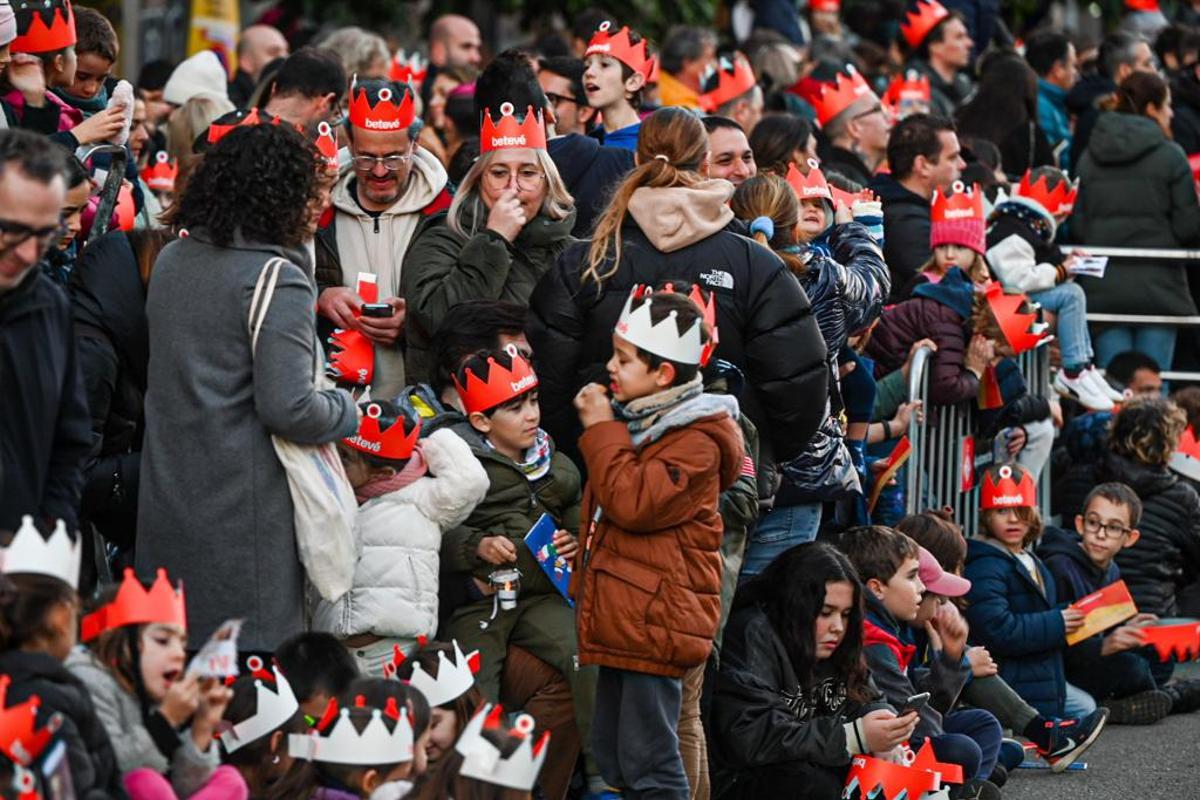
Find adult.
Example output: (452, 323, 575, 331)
(698, 54, 765, 136)
(702, 116, 757, 186)
(429, 14, 483, 71)
(1074, 70, 1200, 372)
(229, 24, 289, 109)
(162, 50, 232, 109)
(260, 46, 346, 129)
(656, 25, 718, 109)
(528, 107, 829, 467)
(869, 113, 964, 299)
(901, 0, 975, 118)
(749, 112, 818, 177)
(314, 78, 449, 400)
(814, 66, 891, 186)
(537, 56, 595, 137)
(1068, 31, 1156, 164)
(401, 104, 576, 384)
(0, 130, 89, 531)
(955, 50, 1054, 177)
(1172, 47, 1200, 155)
(317, 26, 390, 80)
(137, 123, 358, 651)
(1108, 350, 1165, 396)
(1025, 29, 1079, 170)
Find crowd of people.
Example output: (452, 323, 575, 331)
(3, 0, 1200, 798)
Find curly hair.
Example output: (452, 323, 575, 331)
(1109, 395, 1187, 467)
(168, 123, 321, 250)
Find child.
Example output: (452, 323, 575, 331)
(0, 516, 125, 797)
(68, 568, 245, 799)
(986, 167, 1122, 410)
(1040, 482, 1196, 723)
(312, 399, 489, 676)
(55, 5, 116, 114)
(406, 708, 547, 800)
(219, 659, 312, 799)
(582, 22, 653, 150)
(573, 286, 743, 797)
(440, 347, 601, 795)
(41, 153, 90, 285)
(963, 464, 1110, 734)
(273, 632, 360, 723)
(711, 542, 917, 799)
(838, 525, 1004, 797)
(903, 181, 991, 299)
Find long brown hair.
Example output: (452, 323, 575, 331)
(730, 173, 806, 275)
(583, 107, 708, 287)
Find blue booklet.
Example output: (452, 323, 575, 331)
(523, 513, 573, 606)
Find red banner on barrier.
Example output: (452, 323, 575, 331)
(960, 436, 975, 492)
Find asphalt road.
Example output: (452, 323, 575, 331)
(1006, 662, 1200, 800)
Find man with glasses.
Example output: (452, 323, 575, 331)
(816, 65, 892, 186)
(537, 56, 595, 137)
(315, 78, 450, 400)
(0, 129, 91, 532)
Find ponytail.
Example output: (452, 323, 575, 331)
(1108, 70, 1169, 117)
(730, 173, 807, 276)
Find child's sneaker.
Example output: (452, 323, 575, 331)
(997, 737, 1025, 770)
(1082, 366, 1125, 403)
(1053, 369, 1115, 411)
(950, 779, 1002, 800)
(1105, 688, 1173, 724)
(1165, 678, 1200, 714)
(1036, 708, 1108, 772)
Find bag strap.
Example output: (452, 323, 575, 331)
(248, 257, 287, 354)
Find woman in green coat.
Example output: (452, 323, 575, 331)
(1074, 71, 1200, 372)
(401, 103, 576, 385)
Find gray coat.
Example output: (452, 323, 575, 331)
(136, 231, 358, 651)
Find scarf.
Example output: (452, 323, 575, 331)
(614, 376, 704, 445)
(486, 429, 553, 482)
(54, 85, 109, 116)
(354, 447, 428, 504)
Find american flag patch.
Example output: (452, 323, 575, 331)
(741, 455, 756, 478)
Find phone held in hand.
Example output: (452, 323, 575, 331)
(898, 691, 931, 716)
(361, 302, 394, 318)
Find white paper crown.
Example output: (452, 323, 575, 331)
(456, 704, 550, 791)
(219, 659, 300, 754)
(2, 516, 81, 589)
(288, 695, 413, 766)
(386, 639, 480, 707)
(614, 286, 705, 365)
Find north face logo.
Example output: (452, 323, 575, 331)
(699, 270, 734, 290)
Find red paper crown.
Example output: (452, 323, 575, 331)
(900, 0, 950, 48)
(114, 183, 135, 232)
(697, 53, 758, 113)
(343, 403, 420, 461)
(786, 159, 832, 202)
(11, 0, 76, 55)
(1141, 622, 1200, 662)
(831, 184, 878, 208)
(81, 568, 187, 642)
(349, 80, 417, 132)
(0, 676, 60, 767)
(980, 464, 1037, 509)
(1170, 426, 1200, 481)
(1014, 169, 1078, 217)
(454, 346, 539, 416)
(843, 753, 940, 800)
(1125, 0, 1160, 10)
(984, 281, 1049, 355)
(883, 70, 931, 112)
(326, 274, 377, 385)
(931, 181, 984, 224)
(313, 121, 339, 169)
(481, 103, 547, 153)
(141, 152, 178, 193)
(584, 22, 654, 82)
(206, 108, 282, 146)
(387, 50, 428, 86)
(811, 0, 841, 11)
(814, 65, 875, 128)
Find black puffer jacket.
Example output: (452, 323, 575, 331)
(528, 184, 828, 467)
(797, 223, 891, 362)
(1056, 450, 1200, 617)
(0, 650, 126, 799)
(868, 172, 931, 302)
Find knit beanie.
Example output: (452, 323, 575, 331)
(163, 50, 230, 107)
(930, 216, 986, 255)
(0, 1, 15, 47)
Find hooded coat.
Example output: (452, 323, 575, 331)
(528, 180, 828, 467)
(1038, 525, 1122, 677)
(868, 172, 932, 301)
(1073, 112, 1200, 317)
(547, 133, 635, 237)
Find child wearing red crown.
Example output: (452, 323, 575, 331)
(573, 288, 743, 798)
(963, 465, 1111, 757)
(986, 166, 1122, 412)
(312, 400, 488, 677)
(582, 22, 651, 151)
(902, 180, 990, 298)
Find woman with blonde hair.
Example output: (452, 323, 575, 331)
(401, 102, 576, 384)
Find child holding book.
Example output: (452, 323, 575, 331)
(573, 286, 743, 797)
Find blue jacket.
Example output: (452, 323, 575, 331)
(1037, 80, 1072, 171)
(1038, 525, 1121, 676)
(547, 133, 634, 237)
(964, 538, 1067, 717)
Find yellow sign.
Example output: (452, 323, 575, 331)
(187, 0, 240, 77)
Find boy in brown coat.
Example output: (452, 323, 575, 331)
(573, 285, 744, 798)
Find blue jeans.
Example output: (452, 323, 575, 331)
(592, 667, 688, 798)
(1093, 325, 1176, 372)
(1062, 681, 1098, 720)
(739, 503, 821, 581)
(926, 709, 1003, 784)
(1031, 282, 1092, 369)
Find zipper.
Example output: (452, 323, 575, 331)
(373, 216, 380, 234)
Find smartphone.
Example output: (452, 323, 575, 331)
(361, 302, 394, 318)
(898, 691, 930, 716)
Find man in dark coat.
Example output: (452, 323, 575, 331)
(869, 114, 965, 301)
(1068, 31, 1157, 164)
(0, 130, 90, 532)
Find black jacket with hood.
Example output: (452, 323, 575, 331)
(1171, 68, 1200, 157)
(547, 133, 635, 236)
(868, 172, 932, 302)
(1038, 525, 1122, 678)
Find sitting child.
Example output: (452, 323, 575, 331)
(986, 167, 1122, 410)
(312, 399, 489, 675)
(273, 632, 360, 723)
(405, 709, 549, 800)
(219, 659, 312, 799)
(839, 525, 1004, 797)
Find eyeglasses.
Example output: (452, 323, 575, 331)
(853, 103, 888, 122)
(351, 151, 414, 172)
(1080, 514, 1132, 539)
(0, 217, 67, 251)
(483, 166, 546, 192)
(544, 91, 579, 107)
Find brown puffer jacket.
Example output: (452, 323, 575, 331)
(573, 404, 744, 677)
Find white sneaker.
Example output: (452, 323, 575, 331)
(1082, 366, 1126, 403)
(1053, 369, 1115, 411)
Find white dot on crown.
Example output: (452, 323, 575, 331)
(379, 88, 393, 102)
(247, 655, 264, 671)
(500, 101, 515, 116)
(999, 465, 1012, 479)
(952, 180, 965, 194)
(157, 152, 169, 164)
(513, 714, 535, 734)
(367, 404, 383, 419)
(807, 158, 821, 170)
(598, 20, 611, 31)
